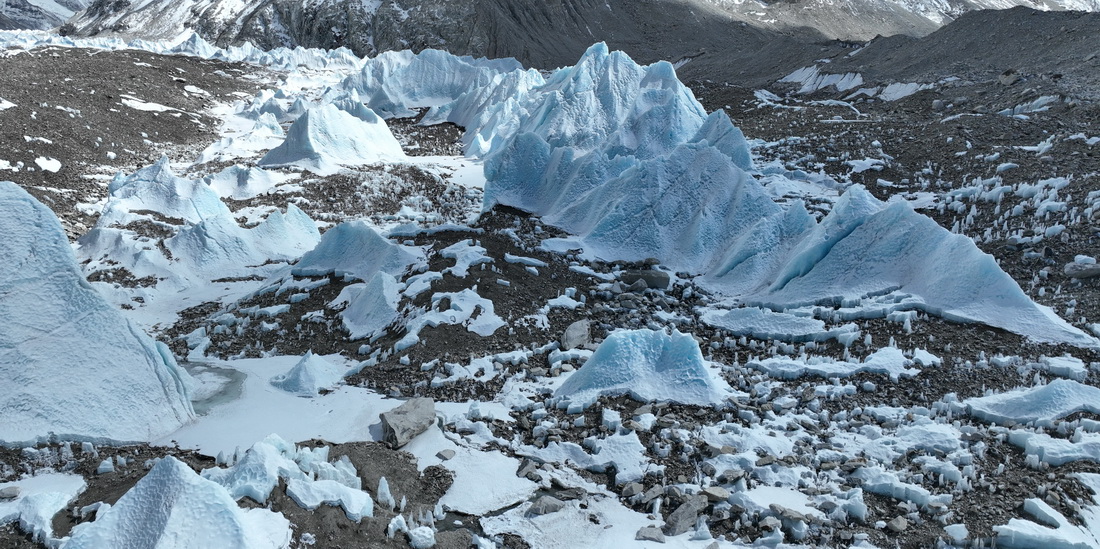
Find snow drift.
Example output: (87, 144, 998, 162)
(554, 329, 733, 407)
(0, 182, 194, 444)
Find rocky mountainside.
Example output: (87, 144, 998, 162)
(62, 0, 1100, 78)
(701, 0, 1100, 40)
(0, 0, 88, 30)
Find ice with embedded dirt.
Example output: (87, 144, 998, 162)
(700, 306, 859, 343)
(750, 347, 923, 381)
(993, 473, 1100, 549)
(0, 182, 194, 444)
(78, 158, 320, 292)
(0, 473, 86, 544)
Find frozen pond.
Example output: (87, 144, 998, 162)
(179, 361, 245, 416)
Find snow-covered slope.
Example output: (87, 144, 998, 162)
(0, 181, 194, 445)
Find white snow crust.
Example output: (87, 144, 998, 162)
(966, 379, 1100, 426)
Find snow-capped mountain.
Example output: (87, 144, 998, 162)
(703, 0, 1100, 40)
(61, 0, 1100, 67)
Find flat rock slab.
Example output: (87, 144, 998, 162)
(381, 397, 436, 448)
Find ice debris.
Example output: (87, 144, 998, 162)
(259, 103, 404, 175)
(66, 457, 290, 549)
(269, 351, 344, 397)
(554, 329, 734, 408)
(966, 379, 1100, 426)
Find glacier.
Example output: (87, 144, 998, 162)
(0, 182, 194, 444)
(336, 41, 1092, 346)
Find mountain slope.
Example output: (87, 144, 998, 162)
(0, 0, 88, 30)
(701, 0, 1100, 41)
(65, 0, 1100, 79)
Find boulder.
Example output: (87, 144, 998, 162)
(703, 486, 730, 502)
(0, 486, 20, 500)
(663, 494, 708, 536)
(620, 269, 670, 290)
(887, 516, 909, 533)
(380, 398, 436, 448)
(528, 495, 565, 516)
(636, 526, 665, 542)
(621, 482, 644, 498)
(1064, 262, 1100, 279)
(560, 320, 590, 351)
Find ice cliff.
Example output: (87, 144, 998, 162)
(0, 182, 194, 444)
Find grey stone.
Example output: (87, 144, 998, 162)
(436, 449, 456, 461)
(755, 454, 777, 467)
(518, 458, 538, 478)
(380, 397, 436, 448)
(1064, 262, 1100, 279)
(622, 482, 645, 498)
(887, 516, 909, 533)
(640, 485, 664, 504)
(999, 69, 1020, 86)
(560, 320, 590, 350)
(621, 269, 671, 291)
(931, 99, 945, 111)
(760, 516, 782, 531)
(0, 486, 20, 500)
(528, 495, 566, 516)
(770, 503, 806, 522)
(635, 526, 666, 542)
(557, 487, 586, 501)
(718, 469, 744, 483)
(663, 495, 708, 536)
(703, 486, 730, 502)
